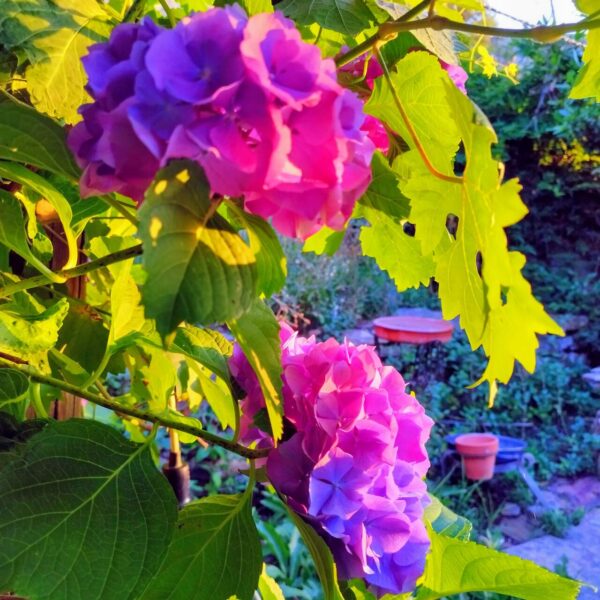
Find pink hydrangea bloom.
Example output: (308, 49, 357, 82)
(440, 60, 468, 94)
(68, 8, 374, 239)
(229, 323, 433, 596)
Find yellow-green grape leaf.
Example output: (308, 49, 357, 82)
(0, 298, 69, 373)
(357, 152, 435, 290)
(424, 494, 472, 541)
(228, 299, 283, 441)
(416, 530, 582, 600)
(139, 493, 262, 600)
(0, 0, 112, 123)
(140, 161, 258, 336)
(570, 28, 600, 101)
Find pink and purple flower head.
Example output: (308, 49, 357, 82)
(230, 323, 433, 596)
(68, 8, 374, 240)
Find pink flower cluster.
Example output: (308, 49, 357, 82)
(230, 324, 433, 596)
(68, 7, 374, 239)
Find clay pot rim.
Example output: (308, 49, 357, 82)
(455, 433, 499, 457)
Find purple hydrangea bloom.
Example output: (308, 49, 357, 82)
(230, 324, 433, 596)
(69, 8, 374, 239)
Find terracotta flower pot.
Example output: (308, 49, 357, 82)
(455, 433, 499, 481)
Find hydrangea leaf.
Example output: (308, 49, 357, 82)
(570, 28, 600, 101)
(228, 203, 287, 297)
(228, 299, 283, 441)
(287, 509, 344, 600)
(139, 161, 258, 336)
(357, 152, 435, 290)
(0, 297, 69, 373)
(368, 52, 562, 402)
(0, 369, 29, 420)
(278, 0, 378, 35)
(0, 91, 80, 179)
(416, 530, 582, 600)
(0, 0, 112, 123)
(169, 325, 233, 384)
(424, 495, 472, 541)
(258, 565, 285, 600)
(0, 419, 177, 600)
(139, 493, 262, 600)
(0, 161, 78, 269)
(0, 189, 58, 280)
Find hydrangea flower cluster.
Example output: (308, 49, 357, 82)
(230, 324, 433, 596)
(68, 7, 375, 239)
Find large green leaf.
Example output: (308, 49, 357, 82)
(278, 0, 378, 35)
(0, 92, 80, 179)
(0, 0, 112, 123)
(0, 298, 69, 372)
(357, 152, 435, 290)
(140, 492, 262, 600)
(228, 203, 287, 296)
(287, 509, 344, 600)
(424, 494, 472, 541)
(416, 530, 582, 600)
(0, 419, 177, 600)
(0, 161, 78, 269)
(228, 299, 283, 441)
(0, 368, 29, 420)
(140, 161, 258, 336)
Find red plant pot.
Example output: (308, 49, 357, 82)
(455, 433, 499, 481)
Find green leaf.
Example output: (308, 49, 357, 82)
(0, 298, 69, 373)
(0, 368, 29, 420)
(287, 509, 344, 600)
(215, 0, 273, 14)
(0, 92, 80, 179)
(0, 419, 177, 600)
(140, 492, 262, 600)
(570, 28, 600, 101)
(228, 203, 287, 296)
(303, 226, 346, 256)
(0, 161, 78, 269)
(416, 530, 582, 600)
(228, 299, 283, 441)
(357, 152, 435, 290)
(0, 189, 57, 279)
(170, 325, 232, 383)
(278, 0, 378, 35)
(258, 565, 286, 600)
(0, 0, 112, 123)
(140, 161, 258, 336)
(424, 494, 472, 540)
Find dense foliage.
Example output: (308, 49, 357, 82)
(0, 0, 598, 598)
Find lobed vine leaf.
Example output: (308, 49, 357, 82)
(228, 299, 284, 441)
(139, 161, 258, 336)
(0, 91, 80, 179)
(140, 492, 262, 600)
(357, 152, 435, 290)
(0, 0, 112, 123)
(416, 530, 582, 600)
(0, 419, 178, 600)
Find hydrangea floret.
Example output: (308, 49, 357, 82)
(229, 324, 434, 596)
(68, 7, 375, 240)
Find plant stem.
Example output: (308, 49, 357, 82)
(335, 0, 430, 67)
(102, 195, 139, 226)
(157, 0, 176, 27)
(0, 356, 268, 460)
(373, 44, 462, 185)
(0, 244, 143, 298)
(30, 383, 48, 419)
